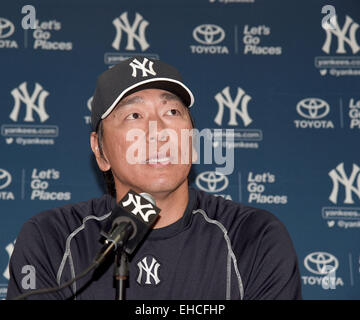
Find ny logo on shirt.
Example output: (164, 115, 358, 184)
(136, 255, 161, 285)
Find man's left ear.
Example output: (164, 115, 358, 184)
(90, 132, 111, 172)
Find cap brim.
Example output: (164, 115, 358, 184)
(101, 77, 194, 120)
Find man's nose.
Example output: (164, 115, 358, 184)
(147, 119, 168, 143)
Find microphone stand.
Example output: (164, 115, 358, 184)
(103, 221, 132, 300)
(114, 248, 129, 300)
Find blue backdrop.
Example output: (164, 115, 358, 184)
(0, 0, 359, 300)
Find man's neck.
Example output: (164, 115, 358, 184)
(151, 183, 189, 229)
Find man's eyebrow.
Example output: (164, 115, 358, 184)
(116, 92, 183, 110)
(160, 92, 182, 102)
(116, 95, 144, 108)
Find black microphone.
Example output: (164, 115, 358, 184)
(97, 189, 161, 259)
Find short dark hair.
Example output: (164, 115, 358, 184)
(96, 108, 195, 197)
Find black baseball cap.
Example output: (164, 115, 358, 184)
(91, 57, 195, 131)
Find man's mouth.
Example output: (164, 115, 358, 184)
(145, 156, 171, 165)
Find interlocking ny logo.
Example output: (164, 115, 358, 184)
(214, 86, 252, 126)
(322, 15, 360, 54)
(329, 162, 360, 204)
(122, 193, 157, 222)
(137, 256, 161, 285)
(129, 57, 156, 77)
(112, 12, 149, 51)
(9, 82, 49, 123)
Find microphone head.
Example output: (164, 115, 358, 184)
(140, 193, 156, 206)
(102, 190, 161, 255)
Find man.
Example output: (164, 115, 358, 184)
(7, 57, 302, 300)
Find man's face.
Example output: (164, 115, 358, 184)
(91, 88, 194, 199)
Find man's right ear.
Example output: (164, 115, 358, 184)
(90, 132, 111, 172)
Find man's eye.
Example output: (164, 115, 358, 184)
(126, 113, 141, 120)
(166, 109, 180, 116)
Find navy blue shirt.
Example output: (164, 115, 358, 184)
(6, 188, 302, 300)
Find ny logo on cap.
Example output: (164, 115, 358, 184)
(129, 57, 156, 77)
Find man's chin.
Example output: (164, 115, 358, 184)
(134, 183, 181, 197)
(116, 179, 188, 201)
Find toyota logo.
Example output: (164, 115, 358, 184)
(0, 18, 15, 39)
(0, 169, 12, 190)
(304, 252, 339, 275)
(193, 24, 225, 45)
(296, 98, 330, 119)
(195, 171, 228, 193)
